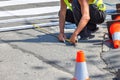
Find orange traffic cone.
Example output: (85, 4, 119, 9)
(109, 22, 120, 48)
(115, 15, 120, 20)
(72, 50, 90, 80)
(111, 13, 120, 20)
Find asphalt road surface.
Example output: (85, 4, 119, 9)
(0, 0, 120, 80)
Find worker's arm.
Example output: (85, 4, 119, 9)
(70, 0, 90, 43)
(58, 0, 67, 42)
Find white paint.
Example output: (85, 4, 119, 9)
(0, 15, 58, 24)
(0, 0, 59, 7)
(0, 22, 72, 32)
(0, 22, 59, 32)
(0, 6, 59, 17)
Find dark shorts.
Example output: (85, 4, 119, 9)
(66, 0, 106, 24)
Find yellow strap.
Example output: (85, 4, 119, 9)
(93, 0, 106, 11)
(64, 0, 72, 11)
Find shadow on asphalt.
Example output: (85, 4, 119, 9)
(103, 40, 114, 48)
(0, 32, 103, 45)
(58, 77, 71, 80)
(1, 32, 116, 79)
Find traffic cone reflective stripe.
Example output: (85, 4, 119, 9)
(112, 32, 120, 48)
(112, 32, 120, 40)
(73, 50, 90, 80)
(109, 22, 120, 48)
(74, 62, 89, 80)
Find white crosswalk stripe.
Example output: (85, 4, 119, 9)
(0, 6, 59, 17)
(0, 0, 59, 7)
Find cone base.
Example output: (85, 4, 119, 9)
(72, 77, 90, 80)
(113, 40, 120, 48)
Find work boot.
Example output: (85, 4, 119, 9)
(79, 27, 95, 40)
(79, 34, 95, 40)
(90, 27, 99, 33)
(87, 23, 99, 33)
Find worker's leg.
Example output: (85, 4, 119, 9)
(89, 4, 106, 24)
(87, 4, 106, 32)
(72, 0, 94, 40)
(87, 23, 98, 33)
(72, 0, 106, 39)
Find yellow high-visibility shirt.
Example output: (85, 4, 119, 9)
(64, 0, 106, 11)
(88, 0, 106, 11)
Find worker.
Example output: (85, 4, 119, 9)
(58, 0, 106, 44)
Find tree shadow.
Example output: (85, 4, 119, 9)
(1, 31, 79, 47)
(0, 33, 63, 43)
(78, 39, 102, 45)
(58, 77, 72, 80)
(31, 60, 60, 70)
